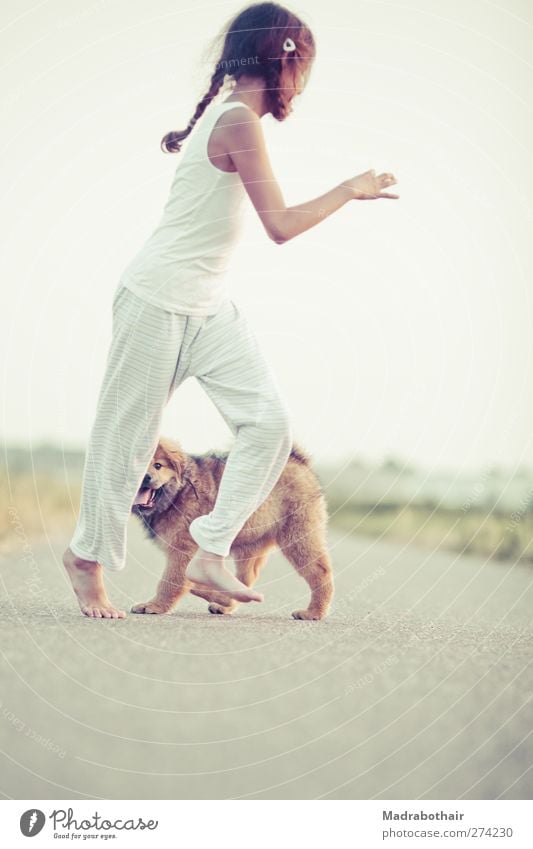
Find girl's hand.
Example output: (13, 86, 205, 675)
(344, 169, 399, 200)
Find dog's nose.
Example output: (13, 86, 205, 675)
(142, 473, 152, 488)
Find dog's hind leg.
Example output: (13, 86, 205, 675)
(279, 534, 334, 620)
(205, 551, 271, 615)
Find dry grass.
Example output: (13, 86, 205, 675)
(328, 502, 533, 563)
(0, 472, 81, 556)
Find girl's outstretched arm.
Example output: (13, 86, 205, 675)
(221, 106, 399, 245)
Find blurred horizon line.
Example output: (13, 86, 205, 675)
(2, 437, 532, 480)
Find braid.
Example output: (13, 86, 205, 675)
(160, 66, 226, 154)
(263, 58, 289, 122)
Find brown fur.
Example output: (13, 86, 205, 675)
(130, 436, 334, 620)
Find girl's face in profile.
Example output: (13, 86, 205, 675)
(294, 68, 307, 96)
(283, 62, 312, 108)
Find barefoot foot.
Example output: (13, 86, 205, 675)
(185, 548, 263, 603)
(63, 547, 126, 619)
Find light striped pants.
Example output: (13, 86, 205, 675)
(68, 284, 293, 570)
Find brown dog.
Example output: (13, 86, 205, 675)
(130, 437, 334, 619)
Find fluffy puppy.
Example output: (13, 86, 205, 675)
(131, 437, 334, 619)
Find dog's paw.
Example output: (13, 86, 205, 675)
(291, 608, 324, 621)
(131, 601, 169, 615)
(208, 602, 234, 615)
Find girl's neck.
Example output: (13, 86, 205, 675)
(225, 76, 268, 117)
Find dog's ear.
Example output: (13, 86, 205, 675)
(157, 437, 186, 478)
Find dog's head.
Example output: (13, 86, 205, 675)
(131, 437, 190, 516)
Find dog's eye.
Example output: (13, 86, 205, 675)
(154, 462, 162, 470)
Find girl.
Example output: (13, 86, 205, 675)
(63, 1, 399, 619)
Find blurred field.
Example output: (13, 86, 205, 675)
(328, 503, 533, 563)
(0, 444, 84, 555)
(320, 457, 533, 565)
(1, 443, 532, 565)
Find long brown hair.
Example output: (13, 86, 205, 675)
(160, 2, 316, 154)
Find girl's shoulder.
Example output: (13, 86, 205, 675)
(217, 99, 257, 117)
(213, 101, 260, 131)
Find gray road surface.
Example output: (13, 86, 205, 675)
(0, 520, 532, 799)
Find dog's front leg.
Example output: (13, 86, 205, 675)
(131, 551, 192, 615)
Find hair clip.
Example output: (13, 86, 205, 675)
(282, 37, 296, 53)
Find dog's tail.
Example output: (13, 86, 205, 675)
(289, 441, 327, 501)
(289, 441, 312, 466)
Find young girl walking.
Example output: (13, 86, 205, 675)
(63, 1, 399, 618)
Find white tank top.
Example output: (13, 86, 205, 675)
(118, 100, 253, 316)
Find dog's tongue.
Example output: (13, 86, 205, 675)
(133, 488, 152, 506)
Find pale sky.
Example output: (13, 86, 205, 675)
(1, 0, 532, 473)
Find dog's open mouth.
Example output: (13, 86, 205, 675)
(132, 487, 160, 509)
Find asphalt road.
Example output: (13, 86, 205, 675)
(0, 519, 532, 800)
